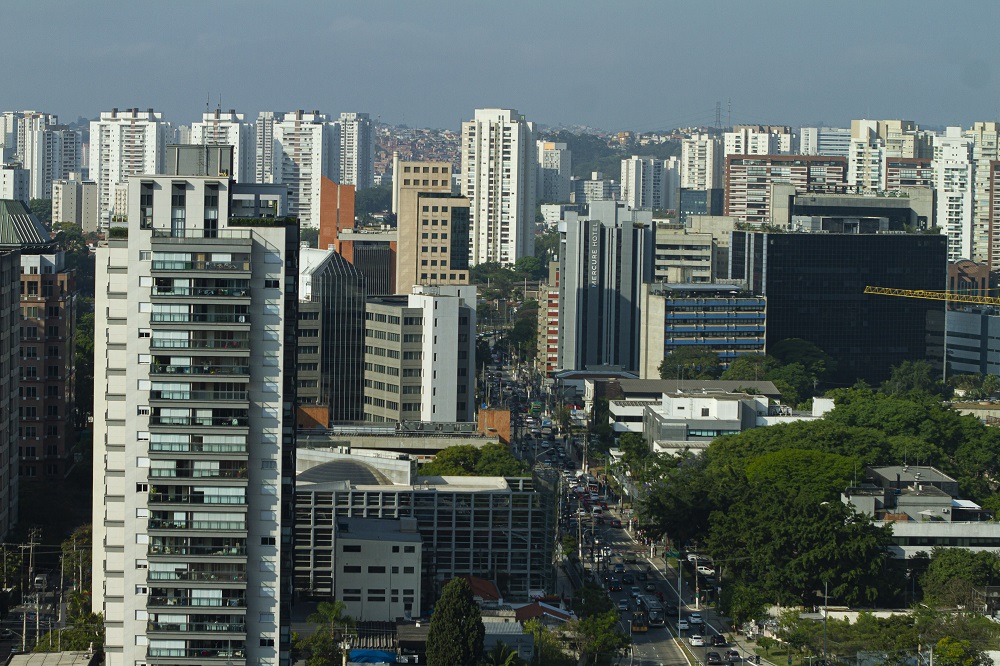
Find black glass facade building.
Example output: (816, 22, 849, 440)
(730, 231, 947, 385)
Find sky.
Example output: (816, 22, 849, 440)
(3, 0, 999, 133)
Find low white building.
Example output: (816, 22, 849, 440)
(334, 517, 423, 621)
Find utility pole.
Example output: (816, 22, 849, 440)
(29, 528, 40, 651)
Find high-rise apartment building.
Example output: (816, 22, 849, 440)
(535, 261, 560, 379)
(620, 156, 676, 210)
(0, 165, 28, 203)
(255, 111, 279, 185)
(17, 111, 83, 200)
(89, 108, 169, 223)
(272, 111, 339, 229)
(558, 201, 653, 372)
(800, 127, 852, 157)
(392, 157, 470, 294)
(3, 200, 77, 478)
(0, 238, 18, 541)
(570, 171, 618, 204)
(52, 174, 100, 233)
(92, 152, 297, 666)
(965, 122, 1000, 265)
(337, 113, 374, 190)
(848, 119, 934, 193)
(724, 125, 794, 157)
(536, 141, 572, 203)
(933, 127, 974, 261)
(724, 155, 848, 225)
(461, 108, 537, 266)
(680, 134, 723, 190)
(363, 285, 476, 423)
(191, 110, 256, 184)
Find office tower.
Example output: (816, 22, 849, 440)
(393, 158, 470, 293)
(298, 247, 366, 427)
(536, 141, 572, 203)
(932, 127, 974, 261)
(724, 125, 794, 157)
(965, 122, 1000, 265)
(800, 127, 852, 157)
(558, 201, 653, 372)
(255, 111, 279, 184)
(620, 156, 675, 210)
(724, 155, 848, 225)
(191, 110, 256, 184)
(639, 283, 766, 379)
(1, 200, 77, 477)
(461, 108, 537, 266)
(363, 285, 477, 423)
(0, 235, 17, 539)
(318, 178, 355, 254)
(730, 229, 946, 385)
(680, 134, 723, 190)
(337, 112, 374, 190)
(92, 150, 297, 666)
(273, 110, 339, 229)
(570, 171, 618, 204)
(89, 108, 169, 223)
(0, 165, 28, 202)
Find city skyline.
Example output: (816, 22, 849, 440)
(3, 0, 999, 132)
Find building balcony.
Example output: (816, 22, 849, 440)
(147, 647, 245, 662)
(149, 440, 247, 455)
(149, 492, 246, 506)
(151, 260, 250, 272)
(150, 389, 249, 402)
(147, 569, 247, 583)
(149, 415, 248, 428)
(147, 621, 246, 634)
(150, 338, 250, 351)
(148, 519, 247, 532)
(152, 286, 250, 299)
(150, 228, 251, 242)
(148, 543, 246, 558)
(148, 596, 247, 608)
(151, 313, 250, 325)
(151, 363, 250, 378)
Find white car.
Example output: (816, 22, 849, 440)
(689, 613, 703, 625)
(690, 635, 705, 647)
(696, 565, 716, 576)
(678, 619, 690, 631)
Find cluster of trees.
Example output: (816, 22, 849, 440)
(34, 525, 102, 654)
(658, 338, 835, 407)
(294, 600, 356, 666)
(772, 608, 998, 666)
(419, 443, 527, 477)
(637, 377, 1000, 614)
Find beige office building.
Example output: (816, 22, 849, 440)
(392, 157, 470, 294)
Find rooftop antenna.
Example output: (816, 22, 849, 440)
(728, 98, 731, 130)
(715, 102, 721, 130)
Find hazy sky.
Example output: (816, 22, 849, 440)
(4, 0, 999, 132)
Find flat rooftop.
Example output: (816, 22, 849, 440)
(870, 465, 955, 484)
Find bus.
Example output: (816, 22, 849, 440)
(631, 610, 649, 633)
(642, 595, 665, 626)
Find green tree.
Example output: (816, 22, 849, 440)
(571, 582, 614, 618)
(354, 183, 392, 221)
(480, 641, 525, 666)
(768, 338, 835, 380)
(34, 612, 104, 654)
(719, 582, 767, 626)
(534, 229, 560, 263)
(514, 256, 545, 280)
(921, 547, 1000, 604)
(881, 360, 949, 398)
(934, 636, 990, 666)
(523, 619, 574, 666)
(765, 362, 814, 406)
(300, 227, 319, 248)
(427, 578, 485, 666)
(573, 610, 629, 664)
(721, 355, 781, 382)
(29, 198, 52, 226)
(658, 347, 722, 380)
(296, 601, 356, 666)
(420, 443, 527, 477)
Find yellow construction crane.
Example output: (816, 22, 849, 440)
(863, 286, 1000, 307)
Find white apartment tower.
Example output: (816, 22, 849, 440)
(964, 122, 1000, 263)
(620, 156, 674, 210)
(89, 108, 169, 222)
(272, 110, 339, 229)
(537, 140, 572, 203)
(933, 127, 974, 261)
(255, 112, 279, 185)
(680, 134, 723, 190)
(0, 165, 28, 202)
(23, 124, 83, 200)
(52, 174, 99, 233)
(337, 112, 374, 189)
(93, 158, 297, 666)
(461, 108, 537, 266)
(191, 110, 256, 184)
(800, 127, 852, 157)
(724, 125, 794, 157)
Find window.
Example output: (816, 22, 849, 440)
(342, 545, 361, 553)
(260, 537, 276, 546)
(265, 279, 280, 289)
(343, 565, 361, 573)
(404, 567, 415, 574)
(368, 566, 386, 574)
(260, 638, 275, 647)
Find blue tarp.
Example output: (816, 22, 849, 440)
(349, 648, 397, 663)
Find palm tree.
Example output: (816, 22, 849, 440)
(480, 640, 524, 666)
(300, 601, 356, 665)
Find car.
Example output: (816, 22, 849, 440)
(726, 649, 741, 662)
(622, 573, 634, 584)
(689, 613, 703, 625)
(707, 652, 724, 665)
(608, 582, 622, 592)
(618, 599, 630, 611)
(636, 571, 647, 581)
(712, 634, 727, 647)
(690, 635, 705, 647)
(630, 586, 642, 599)
(623, 554, 638, 564)
(645, 583, 656, 591)
(697, 565, 716, 576)
(610, 518, 622, 528)
(677, 619, 690, 631)
(0, 629, 12, 639)
(686, 552, 701, 562)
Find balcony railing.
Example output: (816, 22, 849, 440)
(149, 493, 246, 505)
(151, 229, 251, 240)
(148, 544, 246, 557)
(148, 621, 246, 633)
(148, 596, 247, 608)
(148, 648, 245, 660)
(150, 390, 249, 402)
(151, 364, 250, 377)
(151, 260, 250, 272)
(149, 468, 248, 480)
(149, 442, 247, 454)
(148, 519, 247, 531)
(150, 339, 249, 350)
(153, 287, 250, 298)
(147, 570, 247, 583)
(150, 416, 248, 427)
(151, 313, 249, 324)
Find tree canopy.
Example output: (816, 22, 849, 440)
(426, 578, 485, 666)
(420, 443, 527, 477)
(658, 347, 722, 380)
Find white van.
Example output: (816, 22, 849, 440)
(592, 506, 603, 516)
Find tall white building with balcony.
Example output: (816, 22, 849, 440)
(272, 110, 339, 229)
(89, 108, 170, 223)
(800, 127, 851, 157)
(93, 149, 298, 666)
(933, 127, 974, 261)
(724, 125, 794, 157)
(461, 108, 537, 266)
(620, 156, 676, 210)
(536, 140, 572, 203)
(191, 110, 256, 184)
(680, 134, 723, 190)
(337, 112, 374, 189)
(22, 124, 83, 200)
